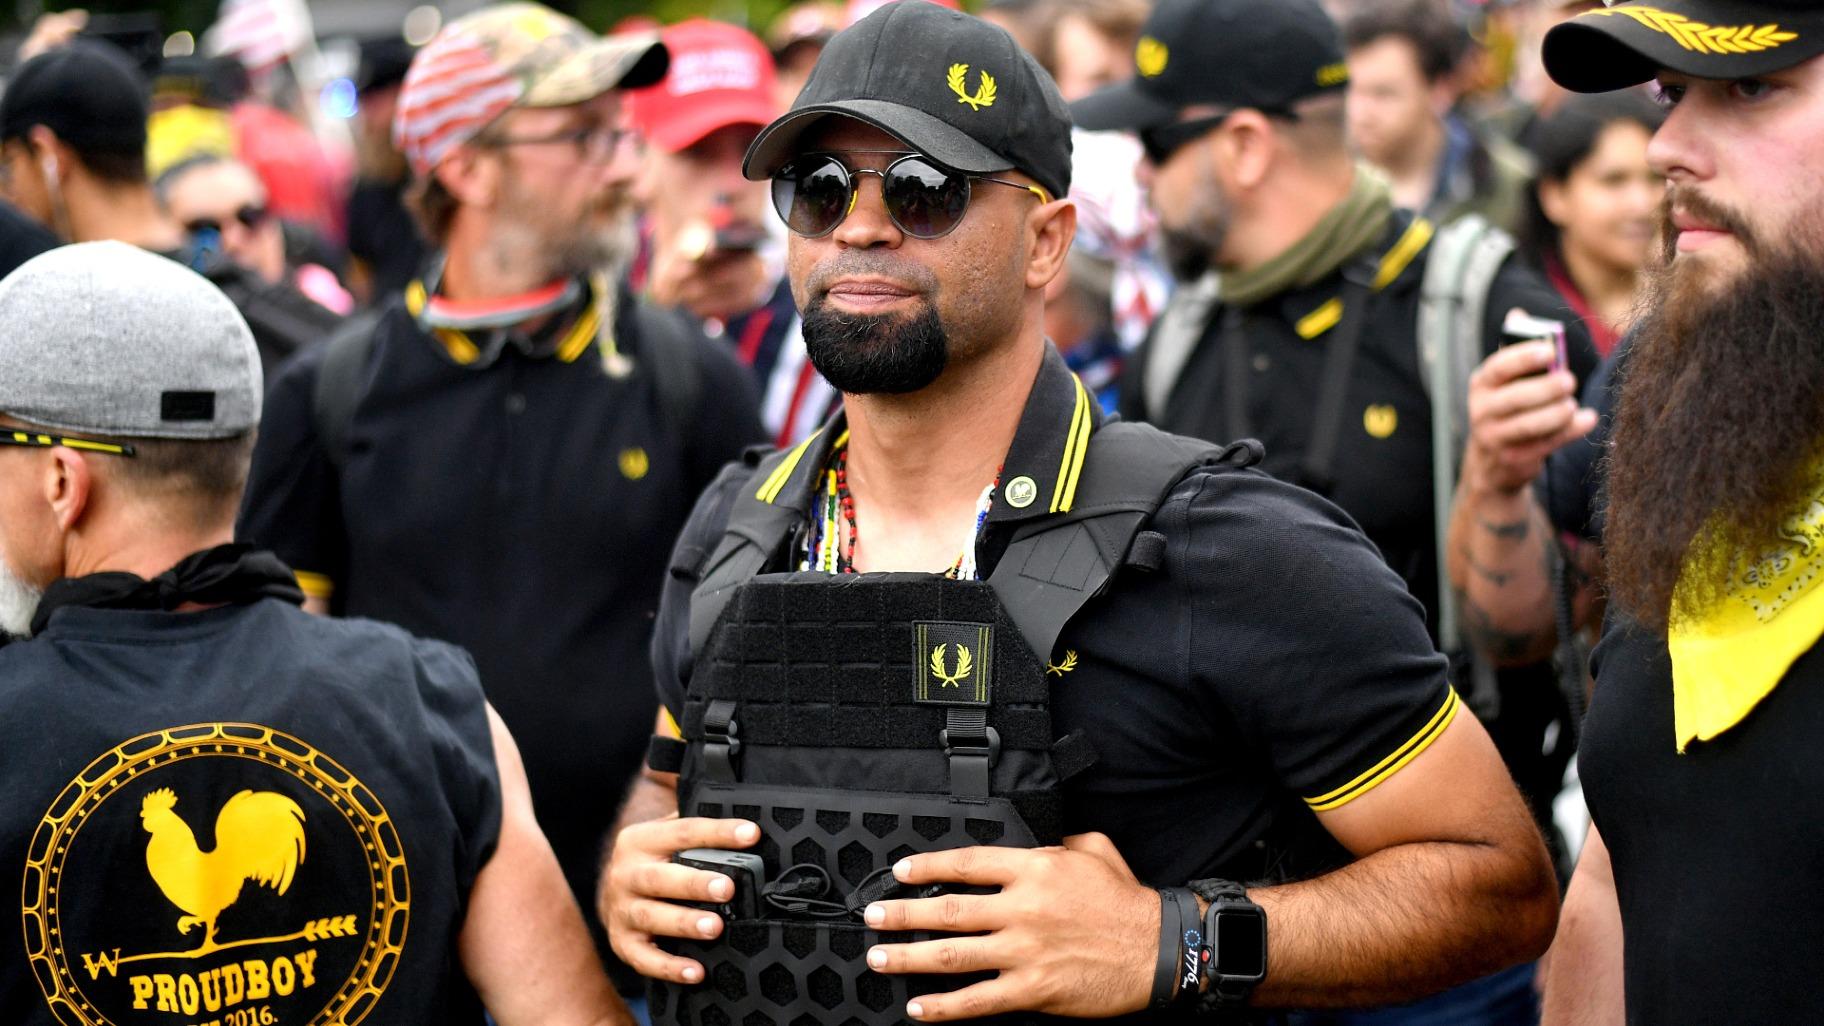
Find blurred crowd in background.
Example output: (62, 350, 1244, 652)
(0, 0, 1664, 1018)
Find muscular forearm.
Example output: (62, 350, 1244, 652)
(1447, 478, 1558, 665)
(1248, 836, 1558, 1008)
(1540, 831, 1624, 1026)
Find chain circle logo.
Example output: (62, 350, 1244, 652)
(21, 723, 410, 1025)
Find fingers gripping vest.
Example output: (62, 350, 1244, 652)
(652, 424, 1250, 1026)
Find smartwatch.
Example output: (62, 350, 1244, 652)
(1187, 878, 1267, 1008)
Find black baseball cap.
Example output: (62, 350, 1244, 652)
(742, 0, 1073, 199)
(1071, 0, 1349, 132)
(1544, 1, 1824, 93)
(0, 41, 149, 157)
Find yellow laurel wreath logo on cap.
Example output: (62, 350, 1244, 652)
(1316, 61, 1350, 87)
(1136, 37, 1168, 77)
(947, 63, 997, 110)
(1587, 6, 1796, 54)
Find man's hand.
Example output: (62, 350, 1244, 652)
(18, 9, 86, 62)
(861, 833, 1159, 1022)
(601, 814, 760, 985)
(1463, 338, 1598, 497)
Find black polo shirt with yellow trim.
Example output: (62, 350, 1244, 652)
(653, 344, 1457, 885)
(1121, 211, 1600, 642)
(236, 279, 767, 979)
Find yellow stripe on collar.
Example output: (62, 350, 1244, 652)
(1297, 218, 1436, 341)
(1050, 373, 1093, 513)
(407, 277, 603, 366)
(757, 429, 824, 504)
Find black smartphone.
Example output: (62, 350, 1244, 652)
(675, 848, 765, 920)
(1503, 308, 1569, 373)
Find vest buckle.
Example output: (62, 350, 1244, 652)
(702, 699, 743, 782)
(939, 709, 1000, 798)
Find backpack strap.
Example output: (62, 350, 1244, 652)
(987, 420, 1235, 665)
(1417, 214, 1515, 712)
(311, 309, 385, 470)
(630, 302, 704, 438)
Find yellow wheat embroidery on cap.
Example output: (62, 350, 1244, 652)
(1315, 61, 1349, 87)
(1587, 6, 1797, 54)
(1136, 37, 1168, 77)
(947, 63, 997, 110)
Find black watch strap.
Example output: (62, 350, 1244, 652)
(1187, 878, 1267, 1011)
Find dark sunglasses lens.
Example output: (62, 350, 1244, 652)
(186, 219, 224, 236)
(236, 204, 269, 228)
(775, 159, 852, 237)
(883, 158, 968, 238)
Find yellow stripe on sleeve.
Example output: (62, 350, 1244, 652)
(659, 706, 683, 739)
(293, 570, 335, 600)
(1304, 687, 1460, 812)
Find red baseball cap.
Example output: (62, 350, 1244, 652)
(627, 20, 780, 154)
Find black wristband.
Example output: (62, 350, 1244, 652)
(1150, 888, 1177, 1008)
(1168, 887, 1205, 1002)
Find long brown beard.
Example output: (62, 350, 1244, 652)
(1603, 191, 1824, 632)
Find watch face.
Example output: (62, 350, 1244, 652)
(1216, 908, 1267, 980)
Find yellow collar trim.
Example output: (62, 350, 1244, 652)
(1295, 218, 1434, 341)
(1049, 372, 1092, 513)
(404, 278, 605, 366)
(1669, 461, 1824, 751)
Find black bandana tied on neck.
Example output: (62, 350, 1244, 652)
(29, 544, 304, 636)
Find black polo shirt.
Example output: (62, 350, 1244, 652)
(0, 598, 498, 1025)
(1581, 619, 1824, 1023)
(1121, 212, 1599, 641)
(654, 345, 1457, 886)
(237, 282, 767, 981)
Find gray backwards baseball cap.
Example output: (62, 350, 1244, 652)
(0, 242, 261, 440)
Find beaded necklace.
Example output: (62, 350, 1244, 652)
(800, 437, 1000, 580)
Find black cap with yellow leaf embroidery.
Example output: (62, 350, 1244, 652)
(1069, 0, 1349, 133)
(742, 0, 1072, 198)
(1544, 0, 1824, 94)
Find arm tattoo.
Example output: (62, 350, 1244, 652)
(1476, 515, 1531, 541)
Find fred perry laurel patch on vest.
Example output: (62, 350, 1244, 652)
(913, 621, 992, 706)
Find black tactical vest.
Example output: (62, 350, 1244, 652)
(650, 423, 1250, 1026)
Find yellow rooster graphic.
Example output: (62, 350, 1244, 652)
(139, 788, 307, 951)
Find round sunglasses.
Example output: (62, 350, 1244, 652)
(771, 152, 1052, 240)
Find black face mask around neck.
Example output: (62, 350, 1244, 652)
(29, 544, 303, 636)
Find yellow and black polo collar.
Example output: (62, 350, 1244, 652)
(404, 273, 608, 368)
(752, 343, 1101, 520)
(1290, 216, 1434, 342)
(986, 343, 1101, 525)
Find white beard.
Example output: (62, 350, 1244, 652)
(0, 555, 44, 639)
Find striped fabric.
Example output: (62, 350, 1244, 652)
(393, 30, 524, 175)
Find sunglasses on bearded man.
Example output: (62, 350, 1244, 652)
(771, 151, 1052, 240)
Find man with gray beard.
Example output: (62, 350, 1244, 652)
(234, 3, 766, 1002)
(1446, 1, 1824, 1023)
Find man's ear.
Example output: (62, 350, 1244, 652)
(433, 144, 499, 209)
(1216, 110, 1276, 192)
(1026, 197, 1077, 291)
(45, 447, 92, 533)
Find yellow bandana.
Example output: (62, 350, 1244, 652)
(1669, 461, 1824, 752)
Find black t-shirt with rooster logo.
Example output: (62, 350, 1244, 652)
(0, 597, 500, 1026)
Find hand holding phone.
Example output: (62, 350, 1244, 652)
(1502, 308, 1568, 374)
